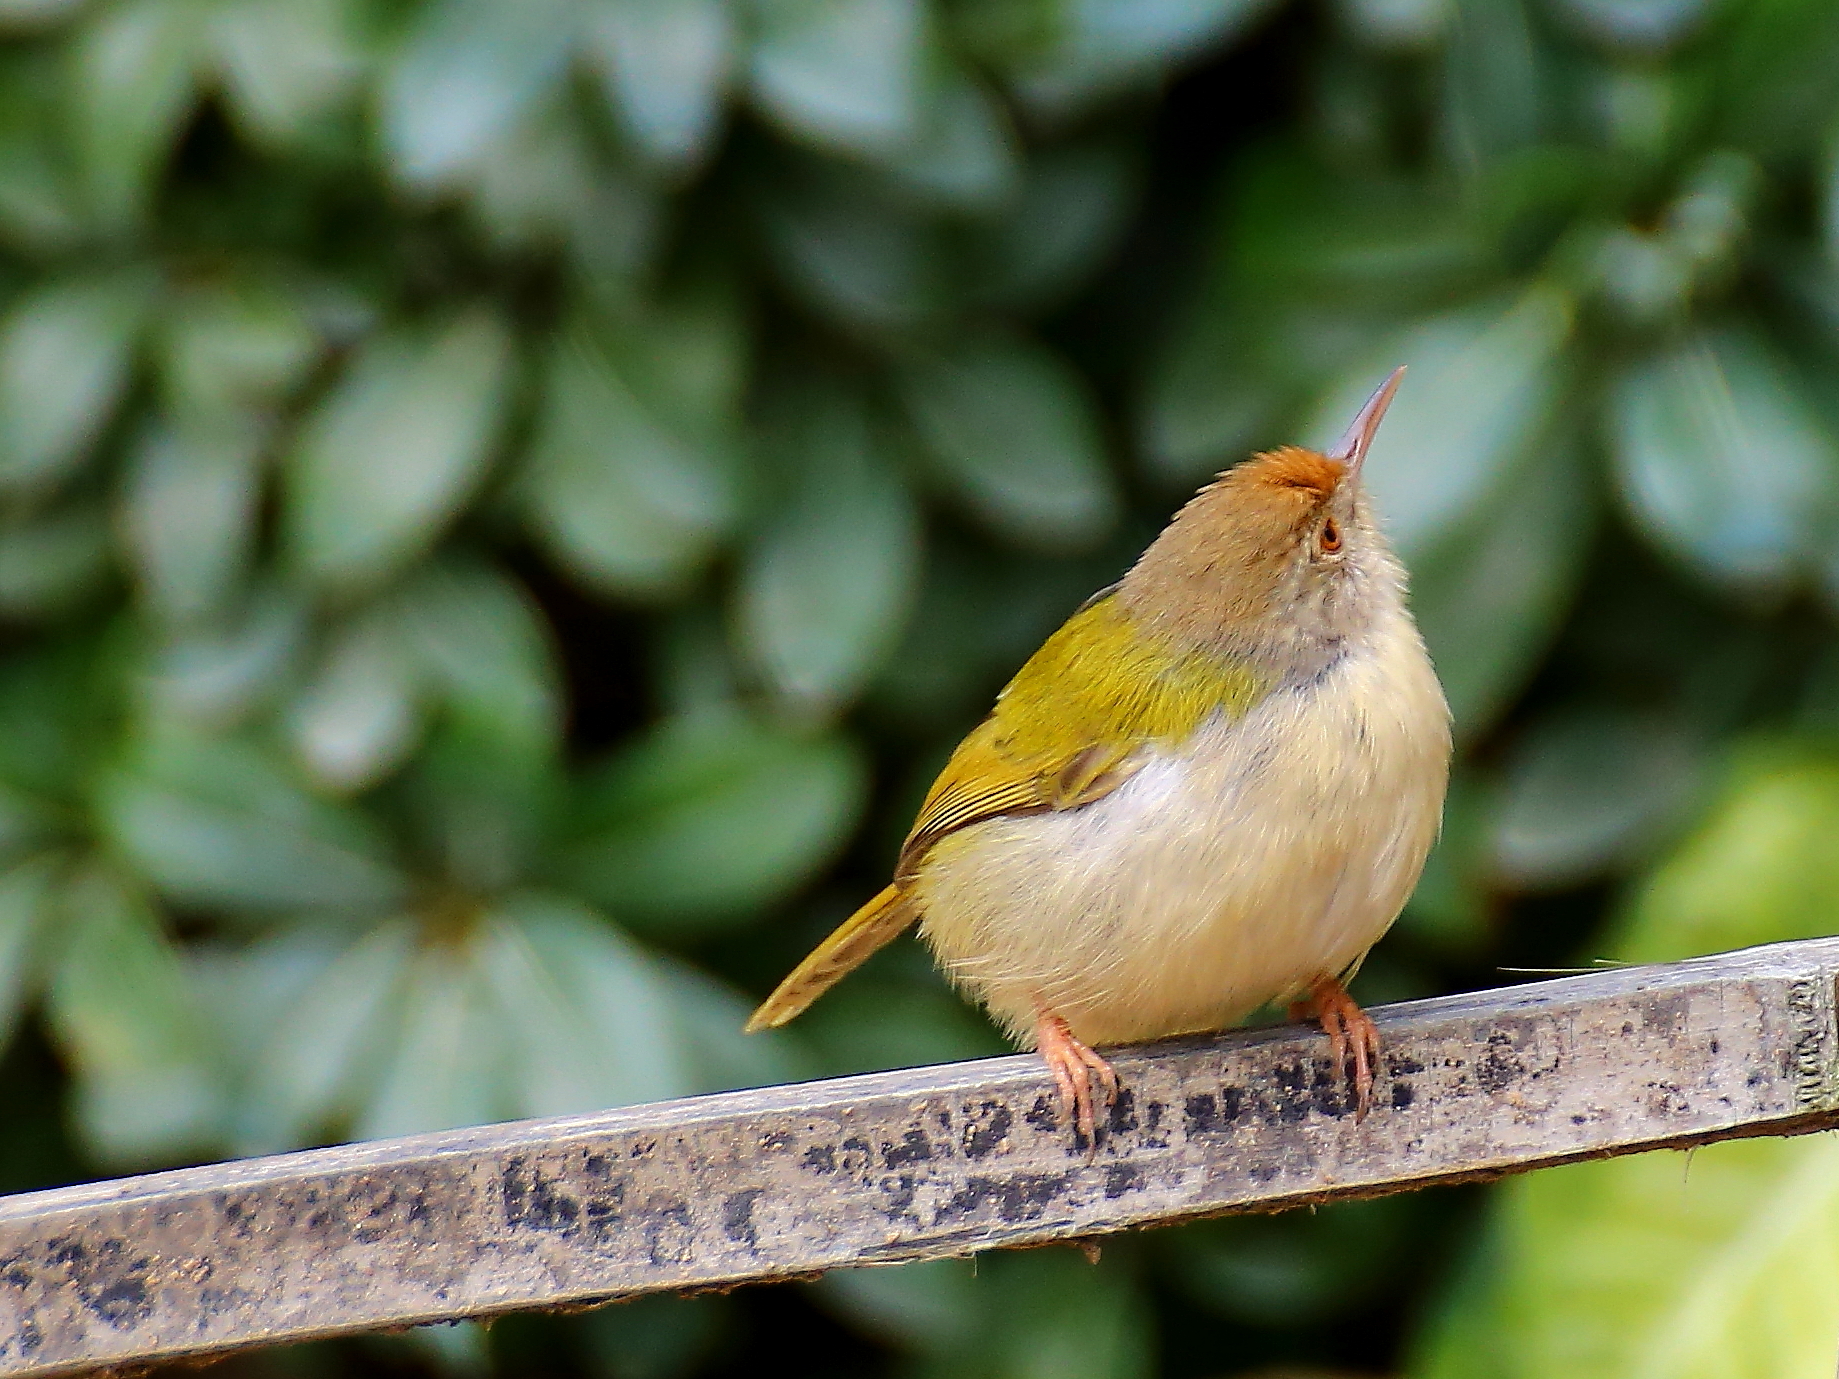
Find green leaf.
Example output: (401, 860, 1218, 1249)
(1407, 419, 1594, 739)
(629, 272, 752, 431)
(578, 1295, 731, 1379)
(0, 148, 80, 257)
(653, 604, 745, 717)
(0, 639, 118, 801)
(526, 326, 736, 598)
(287, 608, 424, 793)
(459, 102, 663, 280)
(973, 1249, 1153, 1379)
(0, 51, 85, 252)
(384, 1320, 492, 1374)
(354, 934, 508, 1140)
(1305, 286, 1574, 560)
(0, 273, 151, 495)
(143, 584, 308, 727)
(97, 730, 409, 914)
(896, 331, 1117, 548)
(1413, 743, 1839, 1378)
(157, 275, 325, 418)
(1820, 125, 1839, 264)
(208, 0, 366, 147)
(0, 854, 59, 1056)
(748, 0, 923, 155)
(285, 311, 513, 594)
(401, 716, 560, 895)
(1161, 1197, 1412, 1325)
(1010, 0, 1278, 114)
(391, 563, 563, 889)
(1408, 1219, 1511, 1379)
(1585, 225, 1693, 328)
(561, 713, 867, 933)
(1660, 151, 1758, 275)
(45, 862, 222, 1163)
(1343, 0, 1452, 48)
(120, 418, 264, 623)
(759, 162, 943, 330)
(396, 561, 560, 755)
(233, 919, 415, 1152)
(67, 0, 201, 229)
(480, 893, 691, 1116)
(1712, 0, 1839, 159)
(1440, 0, 1545, 173)
(881, 64, 1018, 208)
(1611, 329, 1837, 596)
(1607, 743, 1839, 966)
(582, 0, 731, 168)
(736, 385, 921, 711)
(0, 0, 86, 24)
(1555, 0, 1711, 50)
(864, 544, 999, 727)
(1397, 770, 1493, 952)
(960, 139, 1136, 311)
(798, 956, 1006, 1076)
(0, 781, 58, 876)
(0, 499, 113, 617)
(1490, 709, 1701, 890)
(818, 1258, 978, 1350)
(656, 955, 811, 1091)
(1410, 1135, 1839, 1379)
(380, 0, 574, 187)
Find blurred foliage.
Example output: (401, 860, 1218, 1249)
(1411, 744, 1839, 1379)
(0, 0, 1833, 1376)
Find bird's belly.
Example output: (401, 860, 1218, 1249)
(911, 640, 1449, 1047)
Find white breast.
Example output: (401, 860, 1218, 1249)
(911, 611, 1451, 1048)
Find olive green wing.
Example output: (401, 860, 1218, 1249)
(895, 589, 1270, 881)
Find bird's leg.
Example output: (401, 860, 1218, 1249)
(1034, 1007, 1118, 1144)
(1288, 975, 1380, 1121)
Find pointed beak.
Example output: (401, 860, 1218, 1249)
(1328, 365, 1406, 480)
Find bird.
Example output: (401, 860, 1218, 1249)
(747, 367, 1451, 1142)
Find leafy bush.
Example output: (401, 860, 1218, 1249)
(0, 0, 1836, 1374)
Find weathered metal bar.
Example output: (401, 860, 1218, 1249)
(3, 937, 1838, 1376)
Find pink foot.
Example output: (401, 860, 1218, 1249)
(1035, 1009, 1118, 1142)
(1290, 975, 1381, 1121)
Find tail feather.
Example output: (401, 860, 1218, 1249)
(745, 885, 914, 1032)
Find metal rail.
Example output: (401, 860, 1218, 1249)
(4, 937, 1838, 1376)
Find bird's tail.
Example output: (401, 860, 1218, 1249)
(745, 884, 914, 1032)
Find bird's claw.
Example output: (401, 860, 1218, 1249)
(1292, 977, 1380, 1121)
(1035, 1010, 1118, 1145)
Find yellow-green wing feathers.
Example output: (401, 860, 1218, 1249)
(745, 588, 1269, 1033)
(897, 591, 1267, 878)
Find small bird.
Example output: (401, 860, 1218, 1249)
(747, 368, 1450, 1139)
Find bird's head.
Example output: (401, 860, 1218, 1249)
(1120, 367, 1410, 677)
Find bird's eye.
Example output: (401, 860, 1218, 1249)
(1319, 518, 1342, 554)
